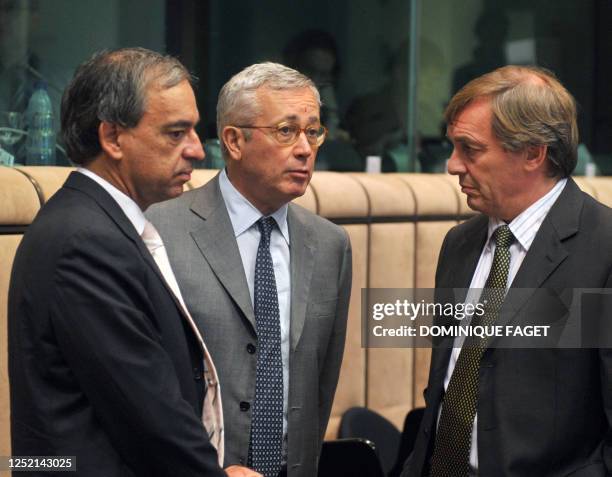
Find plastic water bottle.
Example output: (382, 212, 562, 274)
(25, 81, 56, 165)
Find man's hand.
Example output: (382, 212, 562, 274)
(224, 465, 263, 477)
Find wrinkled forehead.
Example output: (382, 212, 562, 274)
(447, 96, 493, 131)
(254, 86, 320, 122)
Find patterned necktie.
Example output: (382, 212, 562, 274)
(248, 217, 284, 477)
(141, 221, 225, 466)
(429, 225, 514, 477)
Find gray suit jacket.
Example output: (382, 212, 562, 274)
(147, 174, 352, 477)
(403, 178, 612, 477)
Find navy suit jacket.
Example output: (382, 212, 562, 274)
(8, 172, 224, 476)
(403, 178, 612, 477)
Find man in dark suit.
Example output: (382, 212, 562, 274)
(8, 48, 258, 477)
(147, 62, 352, 477)
(403, 66, 612, 476)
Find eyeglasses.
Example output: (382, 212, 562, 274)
(234, 122, 327, 147)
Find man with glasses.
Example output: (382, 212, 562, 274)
(147, 62, 352, 477)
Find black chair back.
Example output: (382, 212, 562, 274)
(338, 407, 401, 475)
(389, 407, 426, 477)
(318, 438, 385, 477)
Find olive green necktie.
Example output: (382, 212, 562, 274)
(429, 225, 514, 477)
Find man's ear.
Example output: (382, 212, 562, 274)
(524, 144, 547, 172)
(221, 126, 244, 161)
(98, 121, 124, 160)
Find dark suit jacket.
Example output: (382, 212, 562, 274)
(403, 178, 612, 477)
(8, 172, 225, 477)
(147, 174, 352, 477)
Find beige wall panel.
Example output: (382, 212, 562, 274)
(414, 347, 432, 408)
(349, 174, 416, 216)
(310, 172, 368, 219)
(187, 169, 218, 189)
(586, 177, 612, 207)
(325, 416, 341, 441)
(367, 347, 413, 430)
(0, 167, 40, 224)
(326, 224, 368, 439)
(397, 174, 458, 215)
(18, 166, 73, 202)
(369, 223, 415, 289)
(292, 185, 317, 213)
(415, 221, 456, 288)
(0, 235, 22, 458)
(573, 176, 597, 200)
(366, 223, 415, 427)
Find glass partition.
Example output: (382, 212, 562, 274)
(1, 0, 610, 174)
(196, 0, 414, 172)
(0, 0, 165, 166)
(417, 0, 612, 175)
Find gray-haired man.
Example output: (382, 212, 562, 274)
(147, 62, 352, 477)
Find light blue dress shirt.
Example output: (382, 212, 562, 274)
(218, 168, 291, 458)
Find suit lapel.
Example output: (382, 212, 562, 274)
(431, 216, 488, 375)
(189, 176, 256, 329)
(496, 179, 582, 327)
(288, 205, 316, 351)
(65, 172, 194, 318)
(65, 172, 141, 244)
(450, 216, 489, 295)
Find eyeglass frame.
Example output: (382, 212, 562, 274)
(231, 121, 328, 147)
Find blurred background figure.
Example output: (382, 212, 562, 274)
(0, 0, 31, 112)
(345, 40, 411, 172)
(284, 29, 362, 171)
(452, 6, 509, 94)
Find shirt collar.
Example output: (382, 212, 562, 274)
(219, 168, 290, 244)
(487, 178, 567, 252)
(77, 167, 147, 236)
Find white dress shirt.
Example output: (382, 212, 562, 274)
(77, 168, 146, 234)
(218, 168, 291, 458)
(442, 178, 567, 475)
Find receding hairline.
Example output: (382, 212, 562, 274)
(254, 84, 320, 107)
(446, 66, 557, 123)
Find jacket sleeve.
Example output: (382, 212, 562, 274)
(317, 230, 352, 442)
(50, 226, 226, 477)
(600, 272, 612, 473)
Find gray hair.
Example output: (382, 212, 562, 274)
(60, 47, 192, 164)
(216, 62, 320, 158)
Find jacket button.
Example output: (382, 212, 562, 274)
(240, 401, 250, 412)
(246, 343, 256, 354)
(193, 367, 202, 380)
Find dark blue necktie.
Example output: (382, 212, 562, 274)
(248, 217, 283, 476)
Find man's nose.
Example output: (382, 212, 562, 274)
(446, 149, 465, 175)
(185, 130, 205, 162)
(292, 131, 314, 158)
